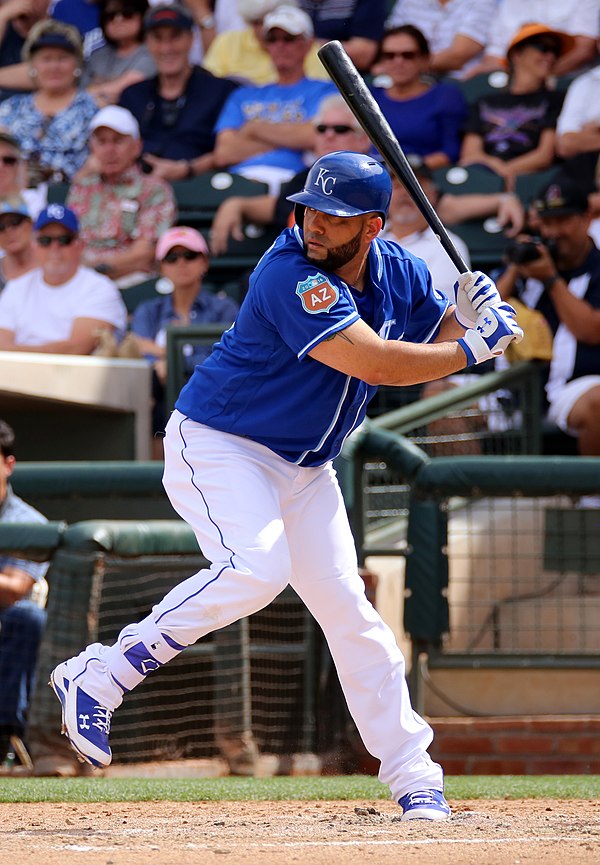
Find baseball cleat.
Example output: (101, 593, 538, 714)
(398, 789, 451, 821)
(49, 661, 113, 768)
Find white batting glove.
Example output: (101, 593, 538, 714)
(453, 270, 502, 328)
(458, 303, 524, 367)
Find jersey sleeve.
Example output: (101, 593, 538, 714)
(402, 255, 450, 343)
(254, 255, 360, 360)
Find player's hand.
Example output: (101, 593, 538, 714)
(453, 270, 502, 328)
(458, 303, 524, 366)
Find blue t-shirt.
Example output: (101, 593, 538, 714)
(299, 0, 386, 43)
(215, 78, 336, 174)
(176, 226, 449, 466)
(369, 82, 468, 163)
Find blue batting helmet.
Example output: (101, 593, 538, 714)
(287, 151, 392, 223)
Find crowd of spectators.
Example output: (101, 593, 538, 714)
(1, 0, 600, 775)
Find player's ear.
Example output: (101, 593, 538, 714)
(365, 214, 383, 241)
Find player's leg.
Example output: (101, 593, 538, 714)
(51, 414, 294, 767)
(284, 461, 448, 819)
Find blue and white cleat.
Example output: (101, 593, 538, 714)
(398, 789, 451, 821)
(50, 661, 113, 768)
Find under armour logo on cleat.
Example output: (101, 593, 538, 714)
(78, 714, 90, 730)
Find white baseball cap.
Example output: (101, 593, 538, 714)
(263, 5, 313, 38)
(89, 106, 140, 140)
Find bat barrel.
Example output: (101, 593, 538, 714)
(317, 40, 469, 274)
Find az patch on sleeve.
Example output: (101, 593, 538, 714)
(296, 273, 339, 314)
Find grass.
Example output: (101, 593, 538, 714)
(0, 775, 598, 803)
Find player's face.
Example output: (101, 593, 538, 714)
(303, 208, 374, 271)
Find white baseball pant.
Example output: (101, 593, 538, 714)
(77, 410, 443, 800)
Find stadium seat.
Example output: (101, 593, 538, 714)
(451, 70, 509, 105)
(433, 163, 505, 197)
(172, 171, 270, 229)
(450, 217, 509, 273)
(514, 168, 561, 209)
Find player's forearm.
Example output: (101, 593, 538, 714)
(377, 340, 470, 386)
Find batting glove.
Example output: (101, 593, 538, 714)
(453, 270, 502, 328)
(458, 303, 524, 367)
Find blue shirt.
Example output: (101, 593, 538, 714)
(299, 0, 386, 42)
(215, 78, 336, 174)
(131, 288, 239, 371)
(369, 82, 468, 163)
(120, 67, 238, 160)
(0, 486, 49, 591)
(176, 226, 449, 466)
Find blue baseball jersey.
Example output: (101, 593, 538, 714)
(176, 226, 449, 466)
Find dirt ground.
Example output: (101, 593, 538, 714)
(2, 799, 599, 865)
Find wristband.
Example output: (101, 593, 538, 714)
(185, 160, 195, 179)
(542, 274, 560, 292)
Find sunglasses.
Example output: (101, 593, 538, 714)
(380, 49, 420, 61)
(162, 249, 202, 263)
(0, 214, 27, 232)
(315, 124, 358, 135)
(0, 155, 18, 166)
(264, 32, 302, 44)
(524, 39, 560, 55)
(37, 234, 76, 247)
(104, 8, 139, 22)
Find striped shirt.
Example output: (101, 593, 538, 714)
(386, 0, 496, 55)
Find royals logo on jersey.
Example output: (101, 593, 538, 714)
(296, 273, 339, 314)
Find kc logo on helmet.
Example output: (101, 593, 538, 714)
(314, 168, 336, 195)
(296, 273, 339, 313)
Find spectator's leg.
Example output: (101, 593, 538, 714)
(566, 384, 600, 456)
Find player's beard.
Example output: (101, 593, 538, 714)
(304, 226, 363, 271)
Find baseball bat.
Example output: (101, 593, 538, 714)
(317, 40, 469, 274)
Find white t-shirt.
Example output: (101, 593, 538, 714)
(486, 0, 600, 58)
(381, 225, 471, 301)
(556, 66, 600, 134)
(0, 266, 127, 346)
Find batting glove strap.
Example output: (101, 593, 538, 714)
(459, 303, 523, 367)
(453, 270, 502, 329)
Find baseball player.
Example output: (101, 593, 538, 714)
(50, 152, 522, 820)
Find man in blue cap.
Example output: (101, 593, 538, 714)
(0, 204, 127, 354)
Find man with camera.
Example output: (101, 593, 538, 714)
(498, 177, 600, 456)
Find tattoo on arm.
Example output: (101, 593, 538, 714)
(325, 330, 355, 345)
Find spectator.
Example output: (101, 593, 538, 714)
(476, 1, 599, 78)
(82, 0, 156, 108)
(497, 178, 600, 454)
(0, 204, 127, 354)
(0, 199, 37, 293)
(381, 161, 470, 298)
(203, 0, 329, 85)
(298, 0, 386, 72)
(0, 130, 46, 220)
(210, 93, 372, 254)
(213, 5, 335, 192)
(459, 24, 570, 190)
(556, 67, 600, 160)
(0, 419, 48, 769)
(369, 26, 468, 169)
(130, 226, 239, 452)
(49, 0, 105, 58)
(0, 20, 98, 184)
(0, 0, 48, 99)
(385, 0, 496, 78)
(118, 3, 237, 181)
(67, 106, 176, 287)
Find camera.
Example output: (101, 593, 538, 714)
(504, 236, 557, 266)
(504, 236, 544, 265)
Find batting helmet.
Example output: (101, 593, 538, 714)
(287, 151, 392, 223)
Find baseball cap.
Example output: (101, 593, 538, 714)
(507, 23, 575, 58)
(0, 197, 31, 219)
(156, 226, 209, 260)
(89, 106, 140, 139)
(263, 5, 314, 38)
(144, 3, 195, 31)
(532, 178, 589, 218)
(34, 204, 79, 233)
